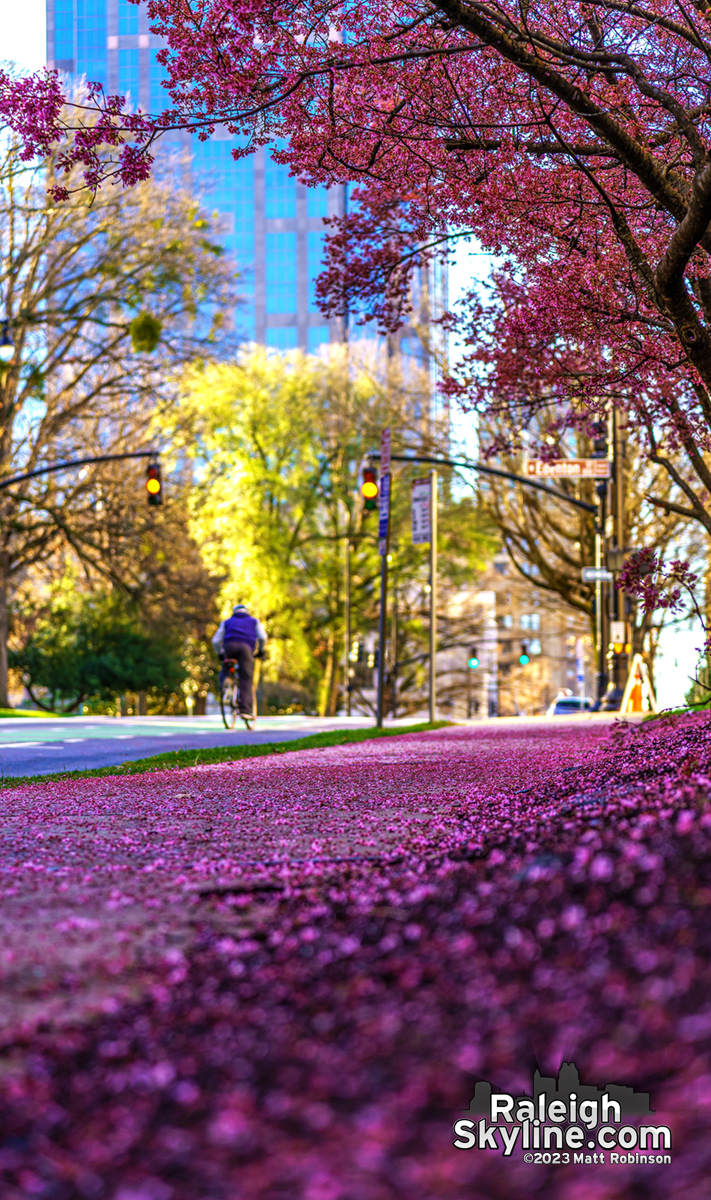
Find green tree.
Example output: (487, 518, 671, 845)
(11, 592, 184, 712)
(0, 109, 236, 705)
(165, 344, 497, 714)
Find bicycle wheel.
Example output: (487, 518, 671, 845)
(220, 679, 238, 729)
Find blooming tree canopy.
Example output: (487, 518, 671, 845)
(3, 1, 711, 527)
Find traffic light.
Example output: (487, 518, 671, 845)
(361, 466, 379, 511)
(591, 421, 608, 457)
(146, 460, 162, 506)
(519, 640, 530, 666)
(468, 646, 480, 669)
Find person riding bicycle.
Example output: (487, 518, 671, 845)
(212, 604, 267, 717)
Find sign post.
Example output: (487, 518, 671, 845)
(429, 470, 438, 724)
(575, 637, 585, 702)
(376, 428, 391, 728)
(411, 473, 437, 721)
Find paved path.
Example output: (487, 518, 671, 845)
(0, 714, 707, 1199)
(0, 718, 614, 1035)
(0, 713, 380, 776)
(0, 711, 629, 778)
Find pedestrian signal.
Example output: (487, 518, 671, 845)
(146, 460, 162, 506)
(361, 467, 379, 511)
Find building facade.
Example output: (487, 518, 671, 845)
(436, 555, 595, 718)
(45, 0, 342, 351)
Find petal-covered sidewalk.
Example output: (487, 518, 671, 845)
(0, 717, 710, 1198)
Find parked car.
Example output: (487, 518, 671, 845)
(546, 692, 595, 717)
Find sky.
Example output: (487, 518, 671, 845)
(3, 0, 46, 74)
(2, 3, 702, 709)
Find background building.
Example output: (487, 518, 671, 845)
(436, 555, 594, 718)
(45, 0, 343, 351)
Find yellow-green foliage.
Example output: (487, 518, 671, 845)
(162, 344, 498, 713)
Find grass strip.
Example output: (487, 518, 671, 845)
(0, 708, 59, 719)
(643, 699, 711, 722)
(0, 721, 453, 790)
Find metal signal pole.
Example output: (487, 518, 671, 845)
(376, 429, 392, 728)
(344, 536, 351, 717)
(429, 469, 438, 724)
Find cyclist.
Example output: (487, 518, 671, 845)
(212, 603, 267, 717)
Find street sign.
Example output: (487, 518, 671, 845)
(582, 567, 613, 583)
(378, 472, 391, 550)
(526, 458, 610, 479)
(380, 426, 391, 477)
(411, 477, 431, 543)
(378, 427, 392, 555)
(611, 620, 626, 645)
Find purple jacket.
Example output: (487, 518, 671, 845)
(223, 612, 259, 647)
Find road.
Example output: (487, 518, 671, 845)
(0, 713, 379, 777)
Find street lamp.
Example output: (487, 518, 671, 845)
(0, 321, 14, 363)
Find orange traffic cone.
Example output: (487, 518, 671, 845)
(621, 654, 657, 714)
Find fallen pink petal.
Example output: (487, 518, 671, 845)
(0, 717, 708, 1196)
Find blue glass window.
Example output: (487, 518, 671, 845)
(118, 0, 138, 35)
(192, 138, 255, 273)
(265, 156, 296, 219)
(308, 327, 330, 354)
(76, 0, 107, 88)
(307, 187, 329, 219)
(54, 0, 74, 61)
(266, 232, 297, 313)
(150, 54, 169, 113)
(266, 328, 298, 351)
(118, 48, 139, 104)
(307, 231, 325, 312)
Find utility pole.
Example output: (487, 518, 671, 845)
(429, 469, 438, 724)
(591, 416, 610, 708)
(391, 577, 398, 719)
(344, 535, 351, 717)
(376, 428, 391, 728)
(602, 407, 628, 709)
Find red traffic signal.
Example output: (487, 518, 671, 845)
(361, 466, 378, 511)
(146, 461, 162, 506)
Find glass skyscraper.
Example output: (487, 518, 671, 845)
(46, 0, 342, 350)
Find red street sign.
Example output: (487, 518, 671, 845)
(526, 458, 610, 479)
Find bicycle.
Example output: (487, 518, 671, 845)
(219, 659, 256, 731)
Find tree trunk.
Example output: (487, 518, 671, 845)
(319, 631, 335, 717)
(137, 690, 147, 715)
(194, 693, 207, 716)
(0, 569, 9, 709)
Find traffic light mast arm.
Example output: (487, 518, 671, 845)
(0, 450, 159, 492)
(371, 452, 597, 515)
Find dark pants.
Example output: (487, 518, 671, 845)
(220, 639, 255, 714)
